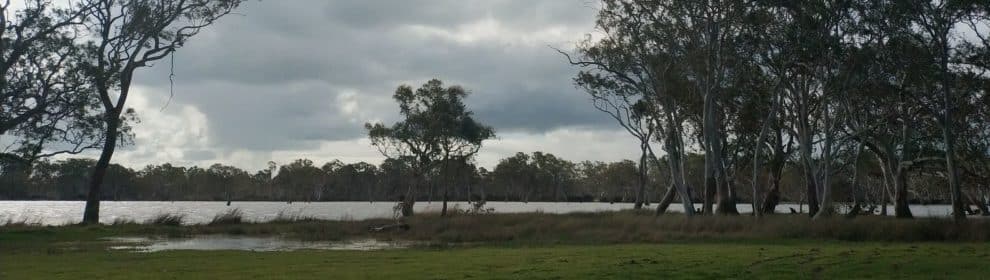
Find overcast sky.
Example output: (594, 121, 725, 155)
(59, 0, 640, 171)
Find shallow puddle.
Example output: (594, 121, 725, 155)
(106, 235, 413, 252)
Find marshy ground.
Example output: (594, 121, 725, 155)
(2, 211, 989, 279)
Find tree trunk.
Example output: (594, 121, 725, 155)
(634, 142, 648, 210)
(82, 117, 119, 224)
(655, 185, 676, 215)
(760, 129, 787, 215)
(479, 179, 487, 202)
(703, 172, 715, 214)
(846, 143, 865, 217)
(813, 106, 835, 220)
(880, 185, 888, 216)
(716, 177, 738, 215)
(427, 182, 433, 203)
(940, 50, 965, 221)
(892, 167, 913, 218)
(800, 149, 819, 217)
(401, 171, 419, 217)
(760, 176, 781, 215)
(440, 158, 454, 217)
(750, 126, 769, 217)
(874, 152, 890, 216)
(441, 191, 449, 216)
(705, 98, 736, 215)
(794, 85, 819, 217)
(801, 159, 818, 217)
(655, 116, 694, 216)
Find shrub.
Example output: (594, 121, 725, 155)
(146, 213, 185, 226)
(209, 208, 244, 225)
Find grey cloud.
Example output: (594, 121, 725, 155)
(147, 81, 384, 151)
(129, 0, 609, 161)
(322, 1, 596, 30)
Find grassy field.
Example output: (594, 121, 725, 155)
(3, 241, 989, 279)
(2, 212, 990, 279)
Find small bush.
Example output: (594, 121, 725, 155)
(146, 213, 185, 226)
(209, 208, 244, 225)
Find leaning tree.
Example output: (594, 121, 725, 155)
(78, 0, 245, 224)
(563, 0, 722, 216)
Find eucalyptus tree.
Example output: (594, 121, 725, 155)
(577, 160, 608, 201)
(740, 3, 802, 216)
(136, 163, 187, 200)
(899, 0, 990, 221)
(331, 162, 380, 202)
(1, 0, 104, 164)
(663, 0, 759, 215)
(273, 159, 324, 202)
(563, 0, 698, 215)
(735, 7, 777, 215)
(573, 69, 656, 208)
(77, 0, 245, 224)
(811, 1, 862, 219)
(747, 1, 852, 217)
(894, 0, 968, 220)
(840, 4, 932, 218)
(206, 163, 249, 205)
(739, 46, 783, 216)
(475, 167, 491, 202)
(603, 159, 638, 202)
(367, 79, 493, 216)
(365, 116, 431, 213)
(492, 152, 534, 202)
(427, 81, 494, 216)
(957, 3, 990, 214)
(531, 152, 578, 202)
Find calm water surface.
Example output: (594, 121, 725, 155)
(106, 236, 413, 252)
(0, 200, 960, 225)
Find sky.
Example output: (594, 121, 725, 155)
(49, 1, 642, 171)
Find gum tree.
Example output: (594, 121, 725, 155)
(367, 79, 494, 217)
(79, 0, 245, 224)
(1, 0, 104, 164)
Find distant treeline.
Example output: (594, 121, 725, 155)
(0, 151, 968, 206)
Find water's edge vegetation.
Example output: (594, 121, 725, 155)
(5, 211, 990, 243)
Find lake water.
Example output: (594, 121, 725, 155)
(0, 200, 962, 225)
(106, 236, 414, 252)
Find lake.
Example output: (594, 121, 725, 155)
(0, 200, 962, 225)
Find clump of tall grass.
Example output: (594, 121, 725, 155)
(444, 201, 496, 217)
(387, 210, 990, 244)
(111, 217, 138, 226)
(6, 210, 990, 244)
(268, 210, 320, 223)
(146, 213, 185, 226)
(1, 216, 42, 227)
(209, 208, 245, 225)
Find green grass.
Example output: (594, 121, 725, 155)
(3, 212, 990, 279)
(2, 242, 988, 279)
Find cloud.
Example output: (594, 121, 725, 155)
(51, 1, 643, 171)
